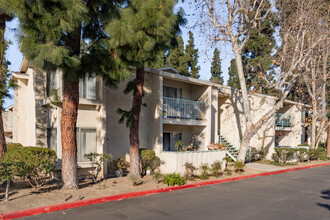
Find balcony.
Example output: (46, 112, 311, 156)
(275, 113, 292, 128)
(163, 97, 206, 125)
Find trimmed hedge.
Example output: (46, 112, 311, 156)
(1, 146, 57, 187)
(272, 147, 329, 164)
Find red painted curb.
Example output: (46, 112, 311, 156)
(1, 162, 330, 220)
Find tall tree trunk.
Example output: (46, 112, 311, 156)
(61, 26, 81, 189)
(232, 44, 253, 162)
(0, 109, 6, 158)
(0, 13, 7, 159)
(304, 111, 309, 144)
(129, 66, 144, 178)
(5, 180, 9, 201)
(61, 80, 79, 189)
(327, 127, 330, 157)
(311, 99, 317, 149)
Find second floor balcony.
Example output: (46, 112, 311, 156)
(163, 97, 206, 121)
(275, 113, 292, 127)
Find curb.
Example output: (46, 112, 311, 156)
(1, 162, 330, 220)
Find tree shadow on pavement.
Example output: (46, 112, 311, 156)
(317, 189, 330, 211)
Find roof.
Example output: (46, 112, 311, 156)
(159, 67, 179, 74)
(12, 72, 29, 81)
(7, 105, 14, 111)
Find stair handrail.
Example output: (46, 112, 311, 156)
(225, 150, 237, 161)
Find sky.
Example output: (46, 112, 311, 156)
(3, 1, 235, 109)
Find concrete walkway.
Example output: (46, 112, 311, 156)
(245, 162, 287, 172)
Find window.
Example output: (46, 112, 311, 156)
(163, 86, 182, 99)
(46, 71, 58, 96)
(79, 74, 96, 100)
(47, 128, 57, 153)
(77, 128, 97, 162)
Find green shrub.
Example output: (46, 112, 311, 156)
(175, 140, 186, 152)
(183, 162, 197, 181)
(163, 173, 185, 186)
(0, 161, 25, 184)
(210, 161, 222, 178)
(3, 146, 57, 187)
(225, 168, 232, 175)
(318, 142, 326, 148)
(308, 148, 326, 161)
(6, 143, 23, 151)
(272, 148, 297, 164)
(84, 153, 112, 183)
(224, 156, 234, 163)
(249, 147, 266, 162)
(272, 147, 328, 164)
(116, 158, 130, 175)
(140, 150, 164, 175)
(234, 161, 245, 173)
(0, 160, 26, 201)
(199, 163, 209, 180)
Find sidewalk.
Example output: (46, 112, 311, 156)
(245, 162, 287, 172)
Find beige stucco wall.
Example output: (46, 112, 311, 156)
(161, 78, 214, 152)
(275, 103, 304, 147)
(218, 86, 305, 158)
(13, 68, 37, 146)
(218, 87, 276, 158)
(106, 71, 161, 160)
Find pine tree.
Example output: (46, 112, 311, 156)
(148, 50, 166, 69)
(106, 0, 180, 180)
(227, 59, 240, 89)
(185, 31, 200, 78)
(242, 1, 278, 95)
(166, 35, 189, 76)
(0, 11, 13, 159)
(2, 0, 124, 189)
(209, 48, 223, 84)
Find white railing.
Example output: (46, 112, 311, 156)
(163, 97, 206, 120)
(275, 113, 292, 127)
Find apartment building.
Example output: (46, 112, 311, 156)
(8, 58, 307, 175)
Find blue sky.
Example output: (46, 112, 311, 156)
(4, 2, 235, 109)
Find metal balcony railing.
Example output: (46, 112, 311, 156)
(275, 113, 292, 127)
(163, 97, 206, 120)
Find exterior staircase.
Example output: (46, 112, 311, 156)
(219, 132, 239, 161)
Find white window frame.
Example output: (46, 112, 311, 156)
(76, 127, 97, 162)
(79, 74, 97, 100)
